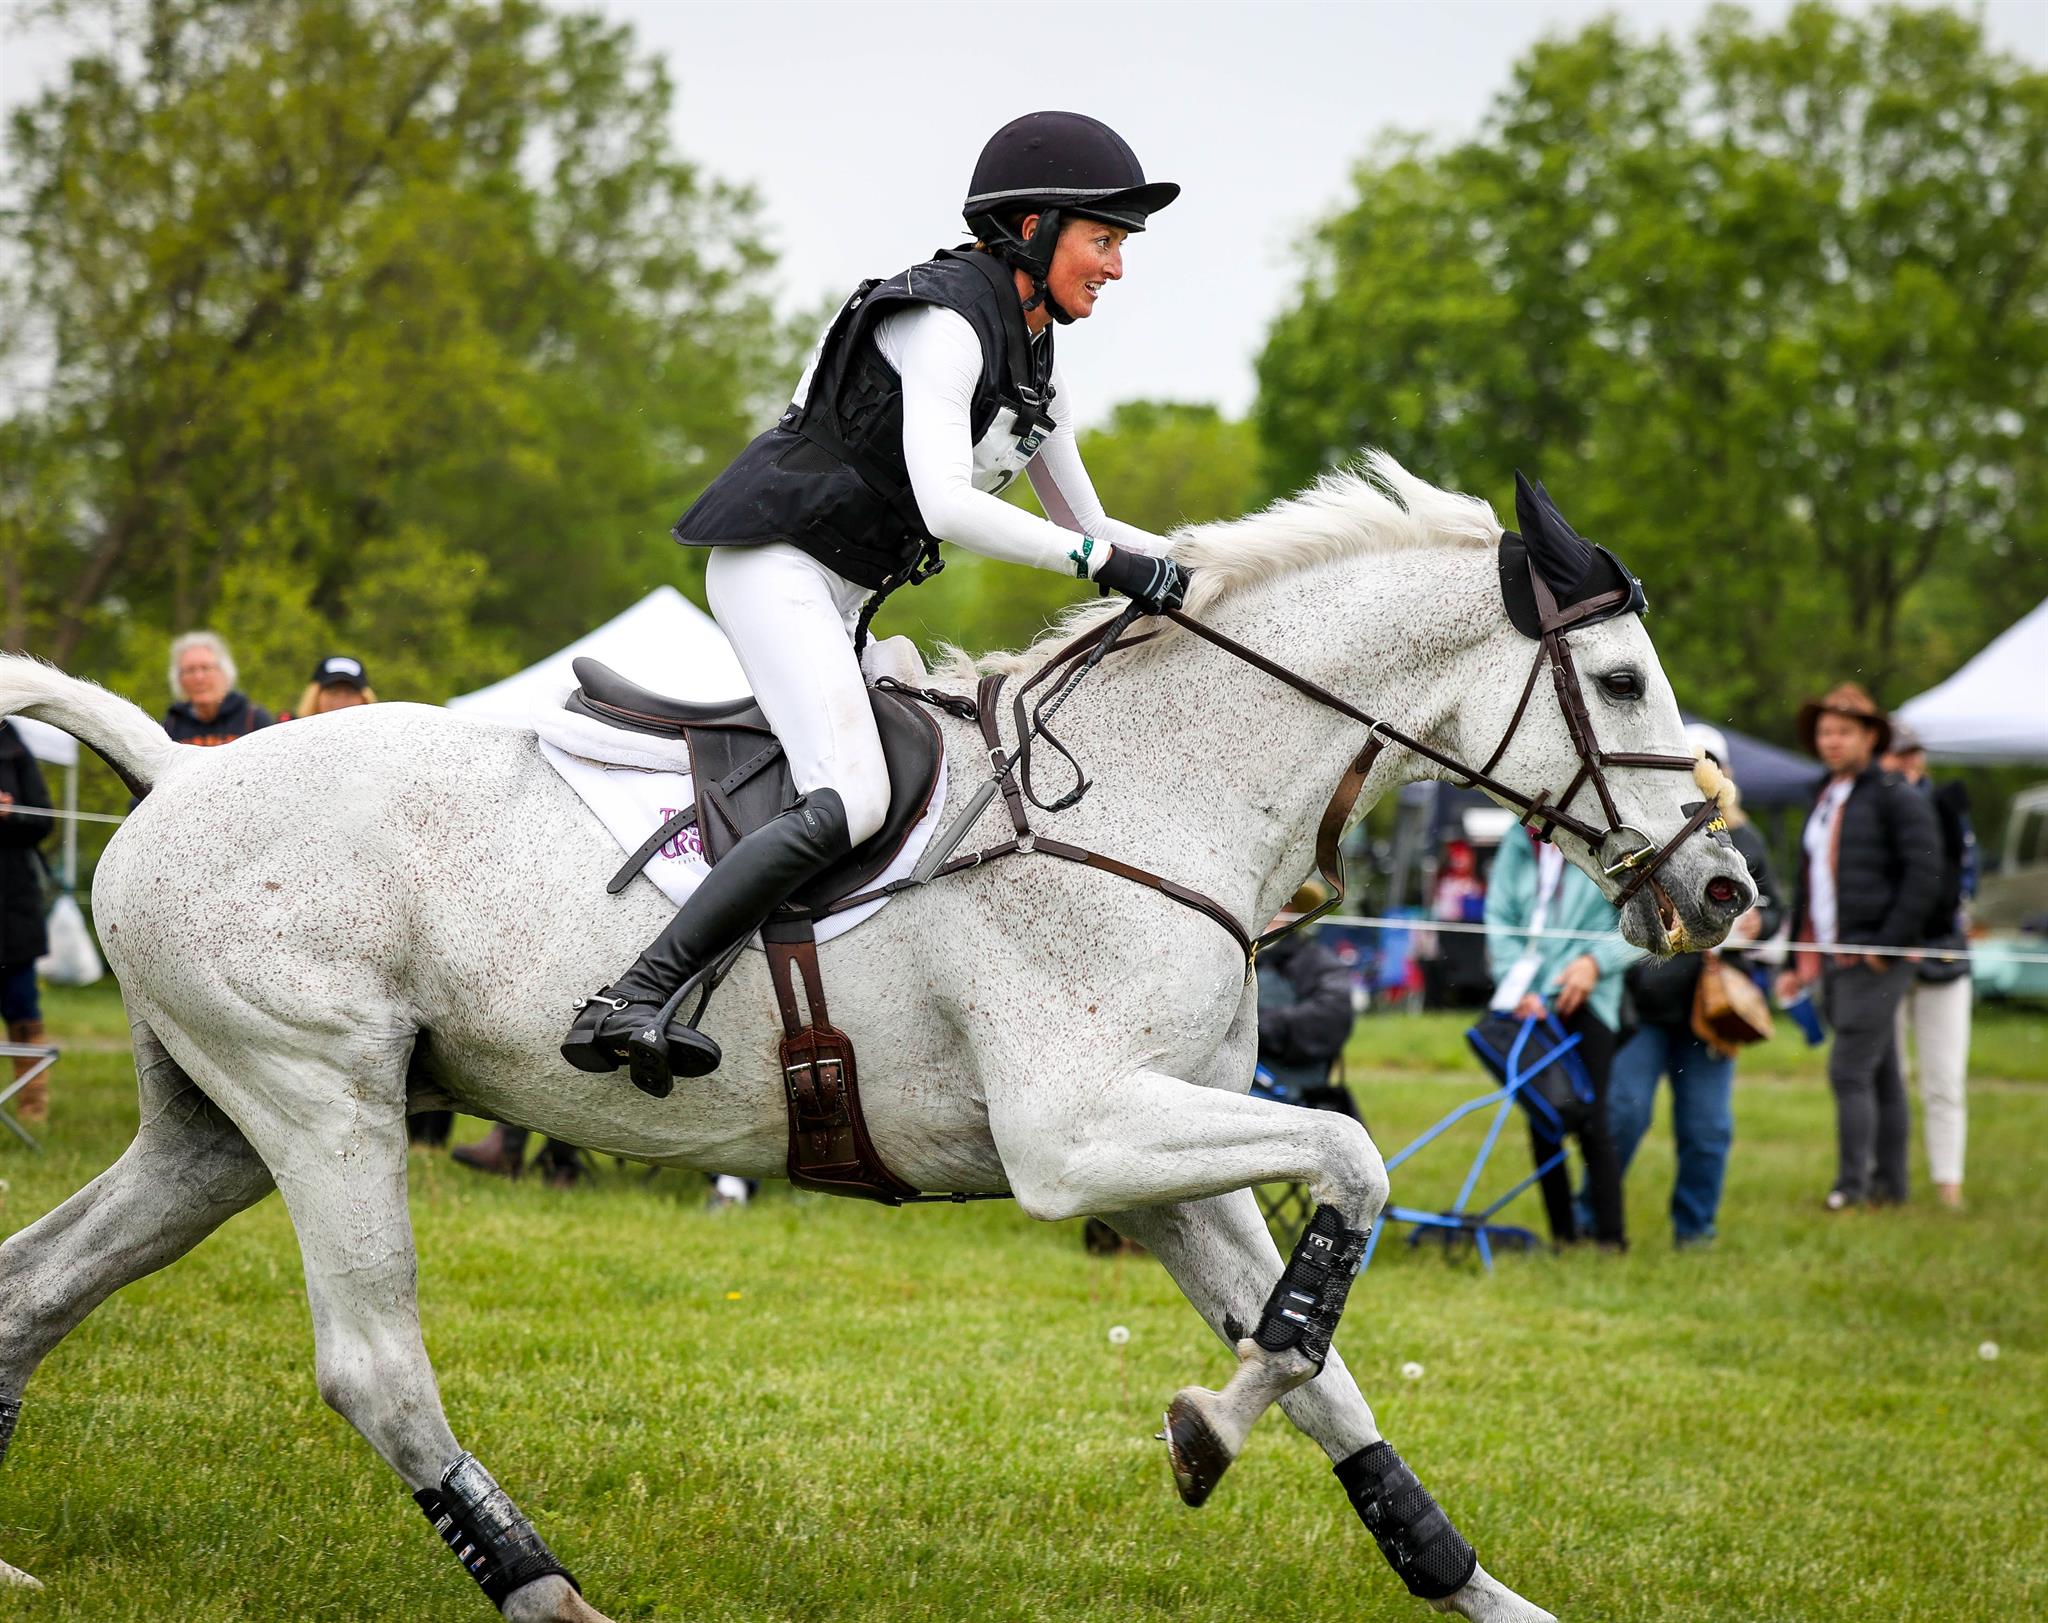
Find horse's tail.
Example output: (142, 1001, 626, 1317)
(0, 652, 176, 800)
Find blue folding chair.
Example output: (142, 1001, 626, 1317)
(1359, 1013, 1590, 1274)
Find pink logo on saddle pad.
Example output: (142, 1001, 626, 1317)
(659, 809, 704, 863)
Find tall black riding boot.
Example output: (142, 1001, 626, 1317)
(561, 789, 853, 1093)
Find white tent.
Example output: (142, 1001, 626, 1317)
(1896, 597, 2048, 764)
(13, 717, 76, 770)
(448, 586, 748, 721)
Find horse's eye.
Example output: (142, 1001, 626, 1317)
(1599, 671, 1643, 701)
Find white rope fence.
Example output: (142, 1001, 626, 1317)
(1322, 913, 2048, 966)
(7, 806, 127, 825)
(23, 804, 2048, 967)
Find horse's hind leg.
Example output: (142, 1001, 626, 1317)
(152, 1022, 610, 1623)
(0, 1021, 276, 1590)
(1108, 1192, 1555, 1623)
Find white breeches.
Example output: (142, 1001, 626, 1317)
(1894, 974, 1971, 1185)
(703, 542, 891, 847)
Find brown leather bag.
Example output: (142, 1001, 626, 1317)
(1690, 953, 1773, 1058)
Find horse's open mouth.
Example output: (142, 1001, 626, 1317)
(1652, 879, 1683, 952)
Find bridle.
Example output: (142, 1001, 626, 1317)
(837, 555, 1722, 963)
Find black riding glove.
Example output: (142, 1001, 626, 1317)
(1093, 547, 1190, 615)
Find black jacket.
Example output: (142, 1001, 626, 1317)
(163, 690, 274, 747)
(675, 249, 1057, 589)
(1256, 933, 1356, 1094)
(1792, 764, 1942, 954)
(1908, 777, 1974, 984)
(0, 723, 54, 967)
(1628, 819, 1781, 1029)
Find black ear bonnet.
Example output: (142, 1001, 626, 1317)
(1497, 470, 1647, 639)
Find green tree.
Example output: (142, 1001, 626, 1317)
(875, 400, 1259, 656)
(1255, 2, 2048, 733)
(0, 0, 789, 709)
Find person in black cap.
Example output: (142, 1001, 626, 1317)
(565, 111, 1189, 1083)
(292, 654, 378, 719)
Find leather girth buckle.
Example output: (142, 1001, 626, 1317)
(763, 922, 919, 1206)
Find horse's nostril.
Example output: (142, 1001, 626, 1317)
(1705, 876, 1742, 908)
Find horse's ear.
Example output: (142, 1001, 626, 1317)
(1513, 470, 1597, 600)
(1500, 472, 1649, 637)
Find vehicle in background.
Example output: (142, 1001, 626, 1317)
(1971, 784, 2048, 1000)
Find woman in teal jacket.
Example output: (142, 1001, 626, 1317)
(1483, 824, 1641, 1247)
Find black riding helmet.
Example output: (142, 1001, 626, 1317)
(964, 111, 1179, 324)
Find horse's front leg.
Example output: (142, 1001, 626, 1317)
(1109, 1192, 1556, 1623)
(990, 1066, 1386, 1504)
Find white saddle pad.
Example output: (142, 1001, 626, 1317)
(534, 704, 947, 946)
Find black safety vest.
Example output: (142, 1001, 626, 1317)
(673, 248, 1057, 590)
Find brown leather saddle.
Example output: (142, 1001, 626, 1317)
(565, 656, 948, 1204)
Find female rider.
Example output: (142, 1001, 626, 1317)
(563, 111, 1191, 1084)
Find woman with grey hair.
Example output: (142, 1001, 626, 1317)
(162, 632, 273, 747)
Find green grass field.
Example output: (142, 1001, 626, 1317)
(0, 982, 2040, 1621)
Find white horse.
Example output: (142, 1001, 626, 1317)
(0, 456, 1750, 1620)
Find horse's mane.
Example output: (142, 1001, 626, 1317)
(936, 450, 1502, 681)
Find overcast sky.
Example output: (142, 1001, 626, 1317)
(4, 1, 2044, 423)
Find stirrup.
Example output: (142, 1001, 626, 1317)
(625, 1022, 723, 1097)
(623, 974, 723, 1097)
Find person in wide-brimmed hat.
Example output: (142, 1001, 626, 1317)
(1795, 682, 1892, 760)
(1778, 682, 1941, 1211)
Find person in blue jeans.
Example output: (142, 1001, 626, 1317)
(1586, 726, 1780, 1246)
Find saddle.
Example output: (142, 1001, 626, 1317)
(565, 656, 947, 1204)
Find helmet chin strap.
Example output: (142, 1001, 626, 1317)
(992, 207, 1076, 326)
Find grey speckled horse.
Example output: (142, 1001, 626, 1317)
(0, 457, 1750, 1620)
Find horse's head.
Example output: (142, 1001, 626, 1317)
(1457, 472, 1754, 956)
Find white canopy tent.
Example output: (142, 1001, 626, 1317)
(1896, 597, 2048, 764)
(11, 716, 80, 889)
(448, 586, 748, 721)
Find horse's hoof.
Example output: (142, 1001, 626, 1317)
(1162, 1390, 1233, 1508)
(0, 1558, 42, 1590)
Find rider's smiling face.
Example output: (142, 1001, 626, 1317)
(1017, 214, 1127, 330)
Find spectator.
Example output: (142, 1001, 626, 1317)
(1421, 837, 1493, 1010)
(1880, 720, 1974, 1210)
(1601, 725, 1781, 1248)
(1255, 882, 1358, 1104)
(292, 654, 378, 720)
(1776, 684, 1941, 1211)
(1431, 839, 1486, 924)
(1485, 823, 1636, 1250)
(0, 721, 55, 1126)
(163, 632, 273, 745)
(451, 1123, 586, 1189)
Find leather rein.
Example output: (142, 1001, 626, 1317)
(830, 561, 1718, 964)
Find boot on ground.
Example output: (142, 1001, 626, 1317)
(450, 1123, 529, 1178)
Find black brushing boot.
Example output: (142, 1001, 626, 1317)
(562, 789, 852, 1094)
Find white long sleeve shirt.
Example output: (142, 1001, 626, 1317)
(789, 303, 1166, 577)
